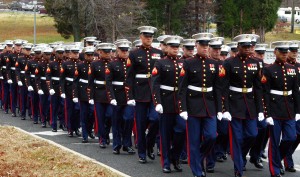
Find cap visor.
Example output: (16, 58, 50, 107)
(197, 40, 210, 45)
(239, 42, 251, 46)
(142, 33, 154, 37)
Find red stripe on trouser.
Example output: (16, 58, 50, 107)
(64, 99, 68, 131)
(133, 115, 137, 145)
(228, 123, 234, 160)
(268, 128, 275, 175)
(1, 82, 4, 110)
(94, 104, 98, 135)
(159, 133, 164, 168)
(283, 157, 288, 168)
(134, 113, 138, 146)
(186, 122, 191, 166)
(50, 98, 52, 124)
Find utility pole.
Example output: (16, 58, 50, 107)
(291, 0, 295, 33)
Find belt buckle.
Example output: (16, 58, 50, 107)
(242, 88, 248, 93)
(283, 91, 288, 96)
(202, 87, 207, 92)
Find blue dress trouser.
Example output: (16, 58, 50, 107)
(94, 102, 112, 144)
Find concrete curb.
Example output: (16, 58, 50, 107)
(13, 126, 131, 177)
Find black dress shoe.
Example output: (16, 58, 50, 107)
(41, 123, 46, 128)
(147, 147, 155, 160)
(113, 148, 120, 155)
(261, 153, 267, 159)
(285, 166, 296, 172)
(172, 160, 182, 172)
(139, 157, 147, 164)
(216, 156, 224, 162)
(157, 148, 161, 156)
(106, 139, 110, 145)
(206, 167, 214, 173)
(59, 124, 66, 131)
(82, 139, 88, 143)
(123, 147, 135, 154)
(68, 131, 73, 137)
(271, 175, 282, 177)
(280, 167, 285, 175)
(12, 113, 16, 117)
(88, 132, 95, 139)
(75, 130, 81, 136)
(180, 158, 188, 164)
(163, 167, 171, 173)
(234, 172, 242, 177)
(250, 158, 264, 169)
(99, 142, 106, 149)
(222, 154, 228, 160)
(52, 129, 57, 132)
(4, 110, 8, 114)
(21, 116, 26, 120)
(33, 121, 38, 124)
(201, 171, 206, 177)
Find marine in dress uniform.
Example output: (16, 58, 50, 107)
(16, 43, 32, 120)
(73, 46, 95, 143)
(227, 42, 238, 58)
(48, 46, 66, 131)
(282, 40, 300, 173)
(206, 37, 230, 173)
(60, 46, 81, 137)
(125, 26, 163, 163)
(263, 41, 300, 177)
(220, 45, 230, 61)
(157, 35, 171, 56)
(178, 33, 223, 177)
(249, 43, 269, 169)
(105, 40, 135, 155)
(35, 47, 52, 128)
(151, 36, 185, 173)
(133, 40, 142, 49)
(26, 47, 42, 124)
(223, 34, 264, 177)
(79, 37, 99, 61)
(89, 43, 113, 148)
(0, 40, 13, 113)
(7, 39, 24, 117)
(179, 38, 196, 164)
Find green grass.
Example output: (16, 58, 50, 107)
(0, 12, 73, 43)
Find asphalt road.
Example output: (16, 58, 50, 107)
(1, 111, 300, 177)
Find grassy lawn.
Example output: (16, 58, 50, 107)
(0, 11, 73, 43)
(0, 126, 124, 177)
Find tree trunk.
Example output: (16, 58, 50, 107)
(71, 0, 80, 42)
(239, 9, 243, 34)
(195, 0, 199, 32)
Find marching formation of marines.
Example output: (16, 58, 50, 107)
(0, 26, 300, 177)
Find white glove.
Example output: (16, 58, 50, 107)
(223, 111, 232, 121)
(49, 89, 55, 95)
(110, 99, 117, 106)
(28, 86, 33, 91)
(72, 98, 78, 103)
(258, 112, 265, 121)
(266, 117, 274, 126)
(296, 114, 300, 121)
(7, 79, 12, 84)
(89, 99, 94, 105)
(127, 100, 136, 106)
(155, 104, 163, 114)
(38, 90, 44, 95)
(0, 76, 3, 79)
(180, 111, 188, 120)
(18, 81, 23, 86)
(60, 93, 66, 99)
(217, 112, 223, 121)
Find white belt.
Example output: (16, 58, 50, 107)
(10, 67, 16, 70)
(188, 85, 213, 92)
(229, 86, 253, 93)
(112, 81, 124, 86)
(160, 85, 178, 91)
(41, 77, 46, 80)
(135, 74, 151, 78)
(51, 77, 60, 81)
(30, 75, 35, 78)
(2, 66, 6, 69)
(65, 77, 73, 82)
(270, 90, 292, 96)
(79, 79, 88, 83)
(20, 71, 25, 74)
(94, 80, 105, 85)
